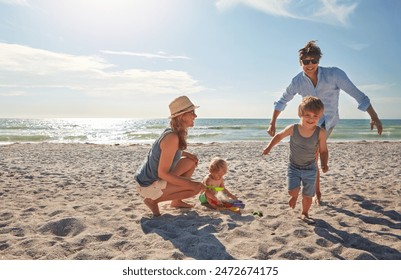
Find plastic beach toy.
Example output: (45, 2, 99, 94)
(199, 193, 208, 204)
(218, 201, 243, 214)
(206, 185, 225, 191)
(217, 205, 241, 214)
(199, 194, 242, 214)
(226, 199, 245, 209)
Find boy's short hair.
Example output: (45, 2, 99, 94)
(209, 157, 227, 173)
(298, 96, 324, 116)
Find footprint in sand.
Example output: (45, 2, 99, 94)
(39, 217, 85, 237)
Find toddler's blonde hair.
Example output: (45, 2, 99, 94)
(208, 157, 227, 173)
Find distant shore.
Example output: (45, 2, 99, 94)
(1, 141, 400, 259)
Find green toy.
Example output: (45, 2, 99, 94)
(199, 193, 208, 204)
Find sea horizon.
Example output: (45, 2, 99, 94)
(0, 118, 400, 145)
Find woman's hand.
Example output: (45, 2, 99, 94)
(184, 152, 198, 166)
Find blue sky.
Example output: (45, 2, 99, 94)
(0, 0, 400, 119)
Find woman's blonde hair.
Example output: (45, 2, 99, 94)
(170, 115, 188, 150)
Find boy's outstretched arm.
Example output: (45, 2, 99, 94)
(262, 125, 293, 155)
(318, 129, 329, 173)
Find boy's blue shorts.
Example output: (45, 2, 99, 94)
(287, 162, 316, 197)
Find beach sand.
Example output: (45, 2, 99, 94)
(0, 141, 400, 260)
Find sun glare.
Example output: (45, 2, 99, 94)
(39, 0, 180, 39)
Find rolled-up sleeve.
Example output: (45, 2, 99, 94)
(336, 68, 371, 111)
(274, 77, 299, 111)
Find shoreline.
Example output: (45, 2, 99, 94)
(1, 142, 400, 259)
(1, 119, 399, 145)
(1, 139, 400, 147)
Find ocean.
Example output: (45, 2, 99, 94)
(0, 118, 400, 145)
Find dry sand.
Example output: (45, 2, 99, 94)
(1, 141, 400, 260)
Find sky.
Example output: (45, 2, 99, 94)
(0, 0, 400, 119)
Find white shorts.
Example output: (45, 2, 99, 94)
(136, 180, 167, 200)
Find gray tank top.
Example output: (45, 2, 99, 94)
(135, 128, 183, 186)
(289, 124, 320, 167)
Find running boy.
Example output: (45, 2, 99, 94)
(262, 96, 328, 223)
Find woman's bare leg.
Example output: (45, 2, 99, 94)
(170, 157, 198, 208)
(144, 184, 202, 216)
(144, 198, 161, 217)
(143, 156, 202, 215)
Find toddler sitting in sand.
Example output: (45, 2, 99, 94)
(199, 157, 239, 209)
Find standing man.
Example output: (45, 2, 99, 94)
(267, 41, 382, 205)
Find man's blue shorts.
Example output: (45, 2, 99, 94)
(287, 162, 316, 197)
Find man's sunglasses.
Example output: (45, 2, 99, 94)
(301, 59, 319, 65)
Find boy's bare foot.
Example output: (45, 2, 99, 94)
(288, 196, 298, 209)
(300, 213, 316, 225)
(313, 192, 321, 205)
(144, 198, 161, 217)
(170, 200, 194, 208)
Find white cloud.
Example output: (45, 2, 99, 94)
(100, 50, 191, 60)
(345, 42, 369, 51)
(314, 0, 357, 25)
(0, 43, 204, 97)
(0, 91, 28, 96)
(0, 0, 29, 6)
(217, 0, 296, 18)
(216, 0, 358, 26)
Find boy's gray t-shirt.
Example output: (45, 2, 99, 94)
(289, 124, 320, 167)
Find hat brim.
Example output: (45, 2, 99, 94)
(169, 105, 199, 118)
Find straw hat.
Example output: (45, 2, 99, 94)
(169, 96, 199, 118)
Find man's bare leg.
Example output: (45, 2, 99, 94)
(314, 168, 321, 205)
